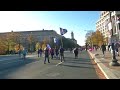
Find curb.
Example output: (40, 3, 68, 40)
(88, 50, 118, 79)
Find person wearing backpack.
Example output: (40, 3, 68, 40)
(101, 43, 106, 57)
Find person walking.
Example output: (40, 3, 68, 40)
(22, 48, 27, 60)
(60, 46, 64, 62)
(44, 45, 50, 64)
(39, 48, 42, 57)
(18, 49, 22, 57)
(101, 43, 106, 57)
(38, 48, 40, 57)
(74, 48, 78, 59)
(38, 48, 43, 57)
(50, 48, 54, 59)
(55, 47, 59, 59)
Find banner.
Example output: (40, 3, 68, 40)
(47, 44, 51, 50)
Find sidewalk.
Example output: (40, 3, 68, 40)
(88, 49, 120, 79)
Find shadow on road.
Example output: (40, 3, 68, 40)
(0, 58, 39, 79)
(59, 64, 96, 69)
(65, 61, 97, 65)
(65, 57, 93, 62)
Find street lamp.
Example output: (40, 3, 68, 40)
(109, 11, 120, 66)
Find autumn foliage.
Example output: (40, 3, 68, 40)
(85, 30, 107, 47)
(0, 31, 22, 55)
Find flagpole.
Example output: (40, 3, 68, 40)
(61, 36, 63, 48)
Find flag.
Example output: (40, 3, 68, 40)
(60, 27, 67, 35)
(54, 38, 57, 43)
(54, 38, 59, 45)
(47, 44, 51, 50)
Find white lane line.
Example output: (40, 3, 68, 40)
(56, 61, 64, 66)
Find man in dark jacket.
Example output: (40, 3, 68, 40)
(74, 48, 78, 59)
(60, 47, 64, 62)
(101, 43, 106, 57)
(50, 48, 54, 59)
(44, 45, 50, 64)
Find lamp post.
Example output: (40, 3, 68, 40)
(109, 11, 120, 66)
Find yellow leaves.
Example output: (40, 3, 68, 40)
(86, 30, 105, 46)
(35, 38, 48, 51)
(0, 31, 23, 54)
(42, 43, 46, 50)
(14, 44, 24, 52)
(35, 42, 41, 51)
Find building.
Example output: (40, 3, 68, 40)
(0, 30, 62, 51)
(71, 31, 77, 44)
(96, 11, 120, 45)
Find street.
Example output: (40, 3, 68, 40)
(0, 51, 99, 79)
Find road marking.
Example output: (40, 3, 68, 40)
(56, 61, 64, 66)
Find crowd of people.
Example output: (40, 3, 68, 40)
(87, 42, 120, 57)
(37, 45, 65, 64)
(17, 44, 82, 64)
(19, 42, 120, 63)
(37, 45, 82, 64)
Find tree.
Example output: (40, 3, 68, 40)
(5, 32, 22, 54)
(27, 33, 36, 52)
(0, 31, 22, 54)
(62, 37, 79, 50)
(85, 30, 105, 48)
(0, 35, 7, 54)
(41, 37, 50, 50)
(94, 30, 105, 46)
(35, 42, 41, 51)
(14, 44, 24, 53)
(85, 30, 94, 47)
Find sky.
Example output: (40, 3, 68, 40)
(0, 11, 100, 46)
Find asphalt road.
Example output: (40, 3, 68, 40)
(0, 51, 99, 79)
